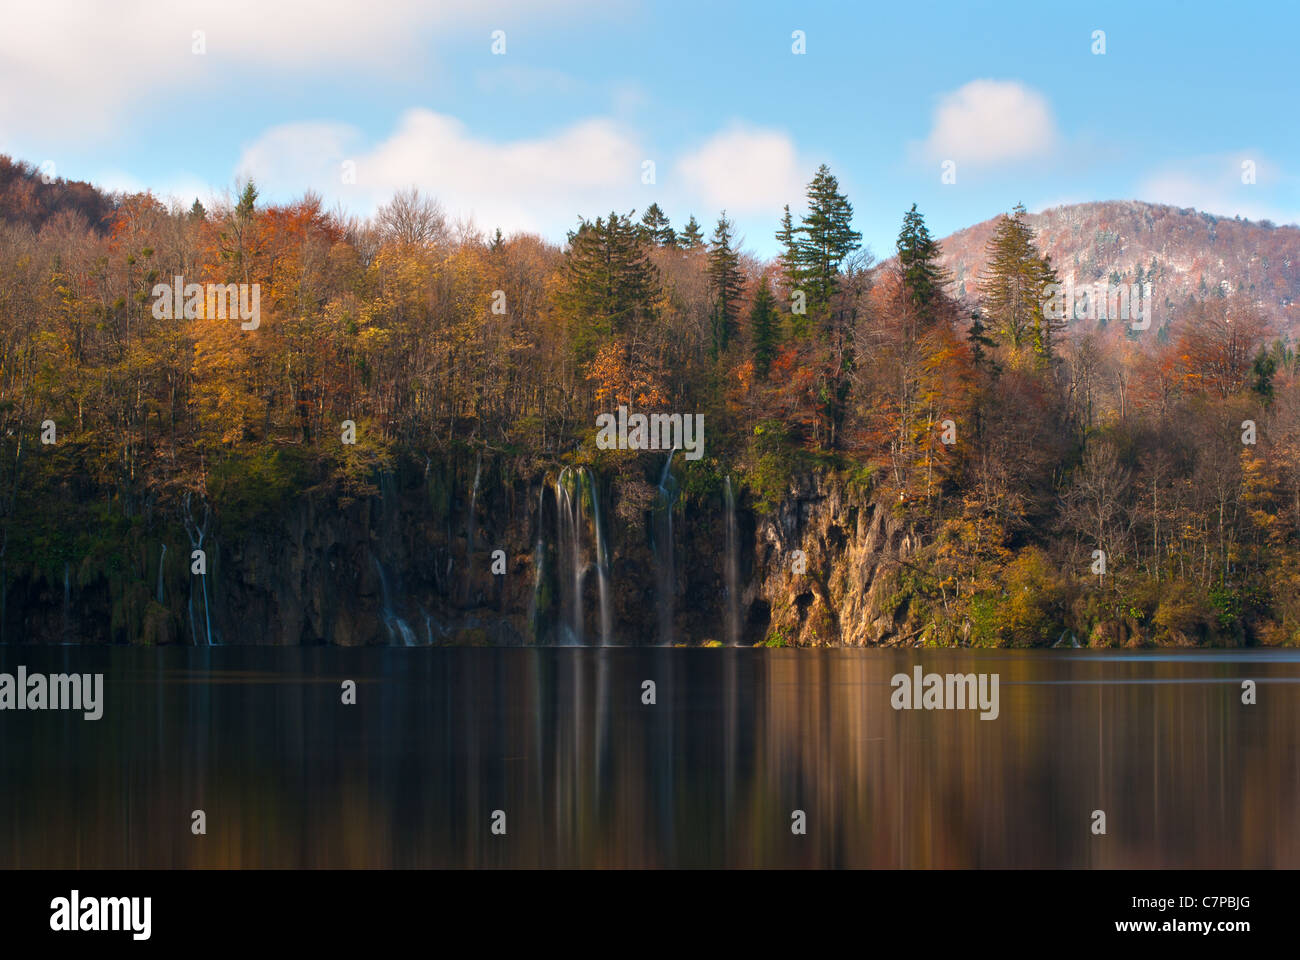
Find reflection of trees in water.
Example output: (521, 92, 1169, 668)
(1, 649, 1297, 868)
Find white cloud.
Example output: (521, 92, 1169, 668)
(919, 80, 1057, 167)
(1138, 153, 1298, 225)
(89, 168, 216, 208)
(236, 109, 648, 235)
(0, 0, 601, 140)
(674, 124, 807, 217)
(232, 112, 819, 243)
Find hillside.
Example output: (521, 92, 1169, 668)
(936, 200, 1300, 334)
(0, 155, 116, 233)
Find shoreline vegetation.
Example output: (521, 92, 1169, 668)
(1, 155, 1297, 647)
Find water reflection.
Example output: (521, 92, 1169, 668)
(0, 647, 1295, 868)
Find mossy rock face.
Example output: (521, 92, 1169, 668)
(139, 601, 175, 646)
(448, 627, 491, 647)
(111, 580, 152, 644)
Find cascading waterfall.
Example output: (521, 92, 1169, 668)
(584, 469, 613, 646)
(654, 450, 678, 645)
(375, 468, 417, 646)
(548, 466, 613, 645)
(529, 484, 546, 641)
(554, 468, 585, 645)
(155, 544, 167, 604)
(724, 476, 740, 646)
(373, 554, 416, 646)
(419, 605, 447, 645)
(182, 495, 214, 646)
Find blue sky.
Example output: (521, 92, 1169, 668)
(1, 0, 1296, 258)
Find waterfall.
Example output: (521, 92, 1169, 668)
(155, 544, 167, 604)
(373, 555, 416, 646)
(419, 605, 447, 645)
(465, 452, 482, 597)
(554, 468, 585, 645)
(182, 494, 213, 646)
(375, 471, 416, 645)
(654, 450, 678, 645)
(724, 476, 740, 646)
(62, 561, 71, 641)
(584, 470, 613, 646)
(529, 484, 546, 641)
(548, 466, 614, 645)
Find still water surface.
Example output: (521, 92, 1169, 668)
(1, 647, 1296, 868)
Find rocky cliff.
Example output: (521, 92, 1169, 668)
(6, 454, 922, 647)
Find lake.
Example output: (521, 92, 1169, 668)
(0, 646, 1295, 868)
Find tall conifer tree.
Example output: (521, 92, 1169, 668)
(979, 203, 1060, 367)
(559, 211, 660, 363)
(638, 203, 677, 248)
(707, 212, 744, 356)
(787, 165, 860, 338)
(896, 203, 948, 323)
(749, 276, 779, 379)
(678, 215, 704, 250)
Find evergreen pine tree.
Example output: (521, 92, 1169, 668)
(789, 165, 860, 337)
(895, 203, 948, 323)
(638, 203, 677, 248)
(1252, 345, 1277, 400)
(235, 180, 257, 220)
(707, 212, 745, 356)
(678, 215, 704, 250)
(966, 309, 999, 375)
(749, 276, 779, 379)
(559, 211, 660, 363)
(774, 204, 800, 307)
(978, 203, 1060, 367)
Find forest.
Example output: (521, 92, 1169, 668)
(1, 153, 1298, 646)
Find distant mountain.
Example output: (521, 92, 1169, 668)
(935, 200, 1300, 335)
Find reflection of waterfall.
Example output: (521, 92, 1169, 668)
(551, 467, 613, 646)
(62, 561, 72, 641)
(374, 555, 416, 646)
(724, 476, 740, 646)
(654, 451, 678, 645)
